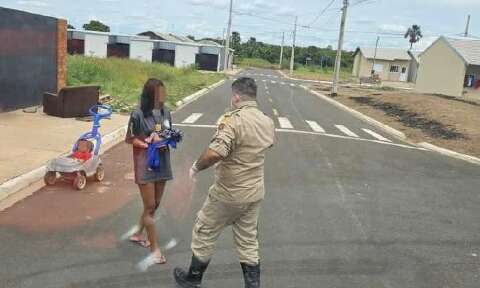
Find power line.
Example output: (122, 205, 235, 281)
(232, 10, 294, 26)
(306, 0, 338, 27)
(351, 0, 378, 7)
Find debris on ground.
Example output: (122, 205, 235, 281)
(350, 96, 468, 140)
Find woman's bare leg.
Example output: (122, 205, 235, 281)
(138, 183, 160, 254)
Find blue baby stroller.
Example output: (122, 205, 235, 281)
(44, 105, 112, 190)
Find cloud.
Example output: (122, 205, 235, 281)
(16, 0, 49, 7)
(379, 24, 407, 33)
(187, 0, 228, 9)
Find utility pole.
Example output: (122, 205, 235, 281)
(290, 16, 298, 76)
(331, 0, 349, 96)
(279, 32, 285, 69)
(222, 28, 226, 46)
(371, 36, 380, 75)
(224, 0, 233, 71)
(465, 14, 471, 37)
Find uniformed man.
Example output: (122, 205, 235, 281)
(173, 77, 275, 288)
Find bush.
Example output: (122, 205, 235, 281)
(67, 55, 225, 112)
(237, 58, 278, 69)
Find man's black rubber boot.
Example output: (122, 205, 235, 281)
(241, 263, 260, 288)
(173, 255, 209, 288)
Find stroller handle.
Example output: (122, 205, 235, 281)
(89, 105, 112, 119)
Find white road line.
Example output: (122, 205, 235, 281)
(172, 123, 425, 151)
(305, 120, 325, 133)
(271, 80, 277, 84)
(335, 125, 359, 138)
(182, 113, 203, 124)
(280, 82, 286, 85)
(278, 117, 294, 129)
(362, 129, 392, 142)
(262, 79, 267, 82)
(175, 123, 217, 128)
(290, 83, 296, 87)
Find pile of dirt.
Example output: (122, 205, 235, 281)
(350, 96, 468, 140)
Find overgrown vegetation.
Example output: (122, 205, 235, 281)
(288, 65, 352, 81)
(231, 31, 354, 69)
(67, 55, 225, 112)
(237, 58, 278, 69)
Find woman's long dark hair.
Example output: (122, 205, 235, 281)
(140, 78, 165, 116)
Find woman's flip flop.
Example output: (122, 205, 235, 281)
(153, 255, 167, 264)
(129, 235, 151, 248)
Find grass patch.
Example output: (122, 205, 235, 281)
(286, 65, 351, 81)
(67, 55, 226, 112)
(237, 58, 278, 69)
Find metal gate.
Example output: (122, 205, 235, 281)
(152, 49, 175, 66)
(196, 54, 219, 71)
(0, 7, 58, 111)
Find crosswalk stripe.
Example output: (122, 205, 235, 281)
(290, 83, 296, 87)
(271, 80, 276, 84)
(182, 113, 203, 124)
(278, 117, 293, 129)
(280, 82, 286, 85)
(305, 120, 325, 133)
(335, 125, 359, 138)
(362, 129, 392, 142)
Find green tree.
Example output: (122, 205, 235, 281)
(231, 31, 241, 51)
(187, 35, 195, 41)
(82, 20, 110, 32)
(67, 24, 75, 29)
(404, 24, 423, 50)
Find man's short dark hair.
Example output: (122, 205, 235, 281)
(232, 77, 257, 99)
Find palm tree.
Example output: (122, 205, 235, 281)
(405, 25, 423, 50)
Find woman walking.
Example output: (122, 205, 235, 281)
(125, 78, 173, 264)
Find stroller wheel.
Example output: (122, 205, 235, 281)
(73, 173, 87, 190)
(95, 164, 105, 182)
(44, 171, 57, 186)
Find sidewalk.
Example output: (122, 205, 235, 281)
(0, 108, 129, 208)
(0, 109, 128, 184)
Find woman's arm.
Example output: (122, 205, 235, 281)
(125, 111, 148, 148)
(131, 137, 149, 149)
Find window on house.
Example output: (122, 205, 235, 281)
(390, 65, 400, 73)
(402, 67, 407, 73)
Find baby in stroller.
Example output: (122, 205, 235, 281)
(71, 139, 94, 162)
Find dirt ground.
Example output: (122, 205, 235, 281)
(310, 83, 480, 158)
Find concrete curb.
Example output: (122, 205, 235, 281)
(0, 125, 128, 211)
(300, 85, 407, 140)
(417, 142, 480, 166)
(0, 77, 230, 211)
(278, 70, 332, 84)
(174, 79, 226, 112)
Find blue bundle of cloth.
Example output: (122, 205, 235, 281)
(147, 128, 184, 171)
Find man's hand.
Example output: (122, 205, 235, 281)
(189, 149, 223, 181)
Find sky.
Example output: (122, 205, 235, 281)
(1, 0, 480, 51)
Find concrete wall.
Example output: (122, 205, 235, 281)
(408, 60, 419, 83)
(84, 33, 108, 58)
(175, 44, 199, 68)
(0, 7, 65, 111)
(352, 52, 361, 77)
(130, 40, 153, 62)
(416, 38, 466, 97)
(353, 53, 410, 82)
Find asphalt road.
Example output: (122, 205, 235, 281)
(2, 68, 480, 288)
